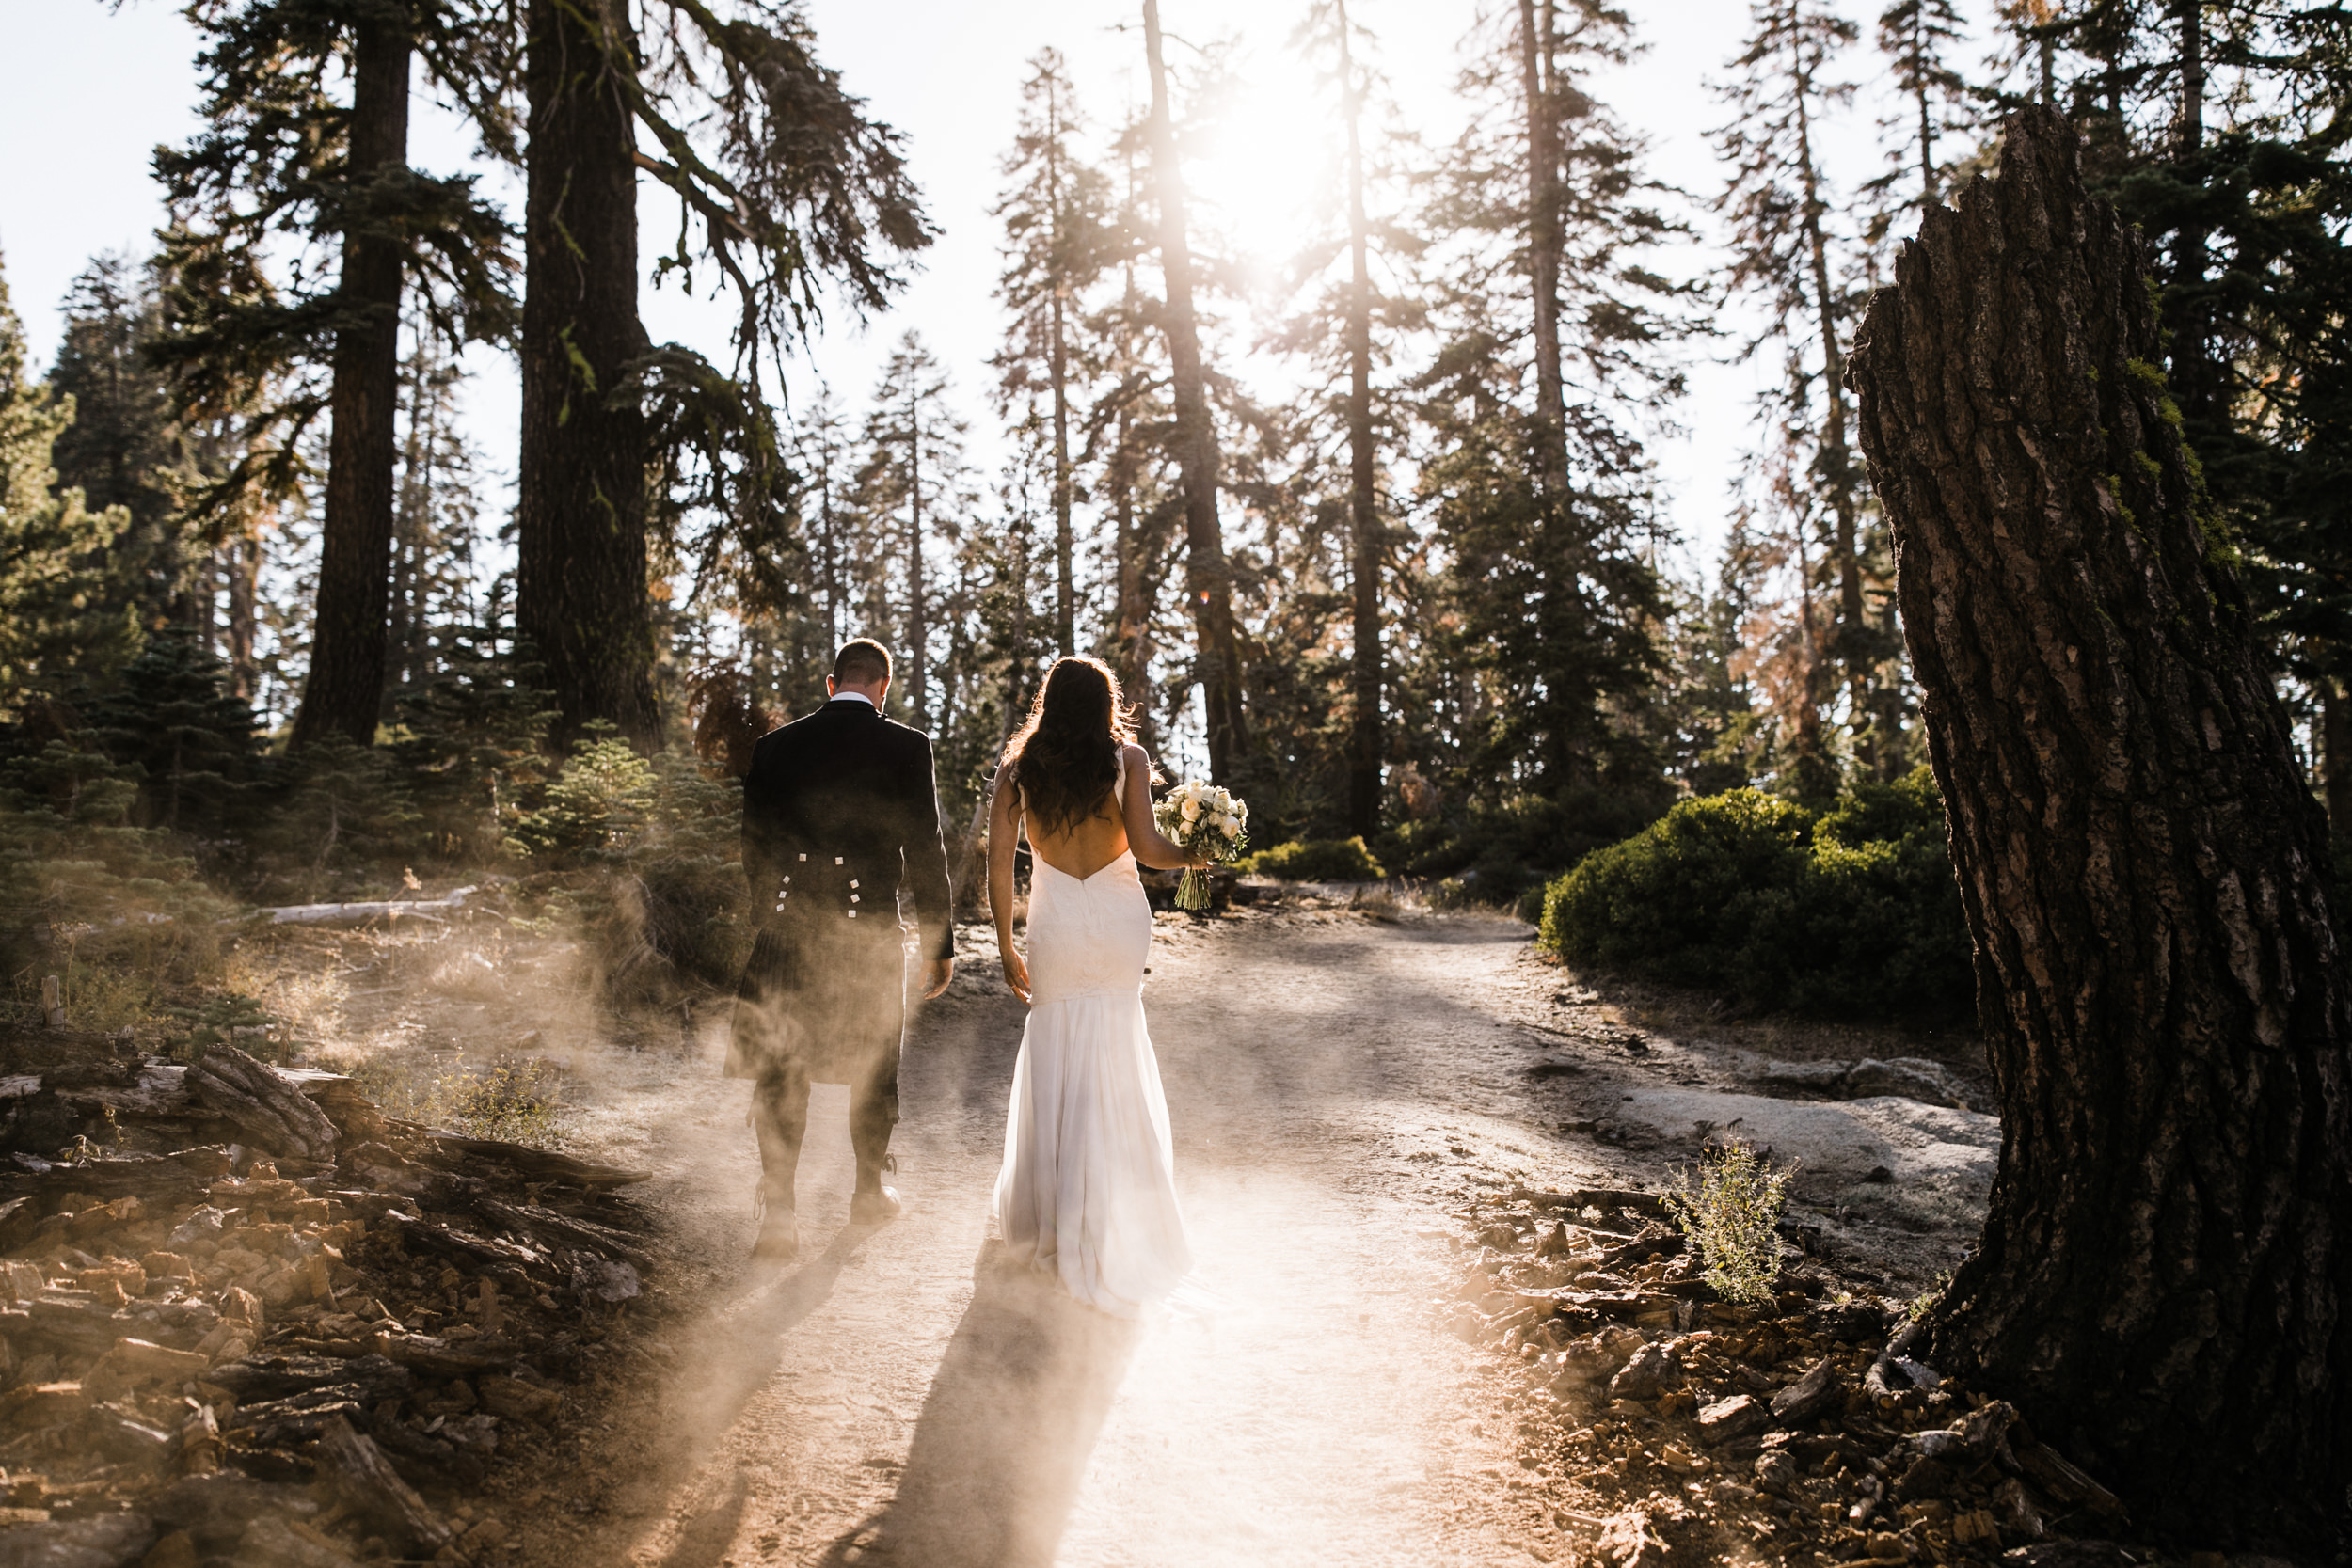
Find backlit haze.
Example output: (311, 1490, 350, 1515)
(0, 0, 1994, 600)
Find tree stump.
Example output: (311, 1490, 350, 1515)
(1848, 105, 2350, 1550)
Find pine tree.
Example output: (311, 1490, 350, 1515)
(1274, 0, 1423, 836)
(516, 0, 930, 751)
(385, 324, 485, 713)
(992, 49, 1115, 662)
(47, 255, 192, 635)
(1712, 0, 1877, 775)
(157, 0, 517, 750)
(0, 252, 139, 714)
(1079, 121, 1182, 752)
(1419, 1, 1685, 800)
(854, 335, 975, 730)
(1863, 1, 1977, 246)
(1141, 0, 1249, 783)
(790, 391, 857, 651)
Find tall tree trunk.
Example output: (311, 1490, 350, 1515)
(2326, 678, 2352, 841)
(1110, 408, 1156, 752)
(227, 531, 259, 703)
(1141, 0, 1248, 783)
(906, 388, 927, 724)
(1914, 63, 1938, 202)
(2169, 0, 2216, 430)
(292, 15, 411, 749)
(387, 390, 422, 718)
(519, 0, 657, 752)
(1044, 77, 1076, 660)
(1337, 0, 1381, 837)
(1788, 29, 1869, 763)
(1849, 105, 2352, 1551)
(1517, 0, 1566, 493)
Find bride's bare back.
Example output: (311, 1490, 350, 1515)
(989, 744, 1199, 1003)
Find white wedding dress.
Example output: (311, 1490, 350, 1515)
(990, 770, 1192, 1319)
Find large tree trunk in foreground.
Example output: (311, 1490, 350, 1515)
(1848, 105, 2351, 1552)
(292, 18, 411, 748)
(519, 0, 657, 751)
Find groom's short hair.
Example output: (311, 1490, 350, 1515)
(833, 639, 893, 688)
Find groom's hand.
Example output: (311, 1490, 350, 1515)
(921, 956, 954, 999)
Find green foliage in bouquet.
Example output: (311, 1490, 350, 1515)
(1537, 768, 1970, 1017)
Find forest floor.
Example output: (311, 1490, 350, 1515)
(257, 886, 1998, 1567)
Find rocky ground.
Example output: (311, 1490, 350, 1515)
(0, 885, 2235, 1567)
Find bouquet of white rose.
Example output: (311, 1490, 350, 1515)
(1154, 779, 1249, 911)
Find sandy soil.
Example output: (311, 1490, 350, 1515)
(437, 893, 1989, 1568)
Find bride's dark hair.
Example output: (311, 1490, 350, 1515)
(1003, 657, 1145, 836)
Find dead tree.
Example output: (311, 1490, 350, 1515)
(1847, 105, 2350, 1550)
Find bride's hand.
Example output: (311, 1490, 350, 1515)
(1000, 945, 1032, 1005)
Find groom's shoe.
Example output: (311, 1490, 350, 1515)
(751, 1206, 799, 1262)
(849, 1186, 903, 1226)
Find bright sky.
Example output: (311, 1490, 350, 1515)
(0, 0, 2000, 582)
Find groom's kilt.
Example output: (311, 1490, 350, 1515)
(726, 910, 909, 1085)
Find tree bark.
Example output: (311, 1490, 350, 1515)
(1518, 0, 1566, 495)
(905, 384, 927, 725)
(226, 530, 259, 704)
(1110, 406, 1156, 753)
(519, 0, 657, 752)
(1044, 75, 1076, 661)
(1141, 0, 1248, 784)
(1338, 0, 1381, 838)
(1848, 104, 2352, 1551)
(1788, 25, 1870, 761)
(2168, 0, 2217, 432)
(2325, 679, 2352, 842)
(292, 15, 411, 749)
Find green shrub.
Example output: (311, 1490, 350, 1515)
(1374, 780, 1674, 908)
(1538, 768, 1971, 1017)
(1242, 835, 1386, 881)
(1666, 1142, 1792, 1305)
(506, 729, 658, 862)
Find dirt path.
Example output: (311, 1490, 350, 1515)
(505, 904, 1653, 1568)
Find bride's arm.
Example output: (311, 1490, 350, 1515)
(1121, 745, 1208, 870)
(987, 767, 1031, 1002)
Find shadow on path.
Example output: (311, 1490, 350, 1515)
(619, 1223, 886, 1563)
(816, 1253, 1139, 1568)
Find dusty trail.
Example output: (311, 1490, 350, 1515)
(522, 906, 1613, 1568)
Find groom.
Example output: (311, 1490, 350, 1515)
(727, 639, 956, 1260)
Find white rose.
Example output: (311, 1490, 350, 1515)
(1181, 798, 1200, 822)
(1220, 815, 1239, 835)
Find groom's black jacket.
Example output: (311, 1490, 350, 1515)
(727, 697, 953, 1082)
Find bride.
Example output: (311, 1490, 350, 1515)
(986, 656, 1205, 1318)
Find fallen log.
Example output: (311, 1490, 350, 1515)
(184, 1044, 339, 1163)
(0, 1024, 138, 1071)
(262, 887, 478, 928)
(464, 1191, 653, 1271)
(422, 1131, 650, 1189)
(316, 1415, 457, 1557)
(381, 1213, 552, 1286)
(205, 1354, 411, 1404)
